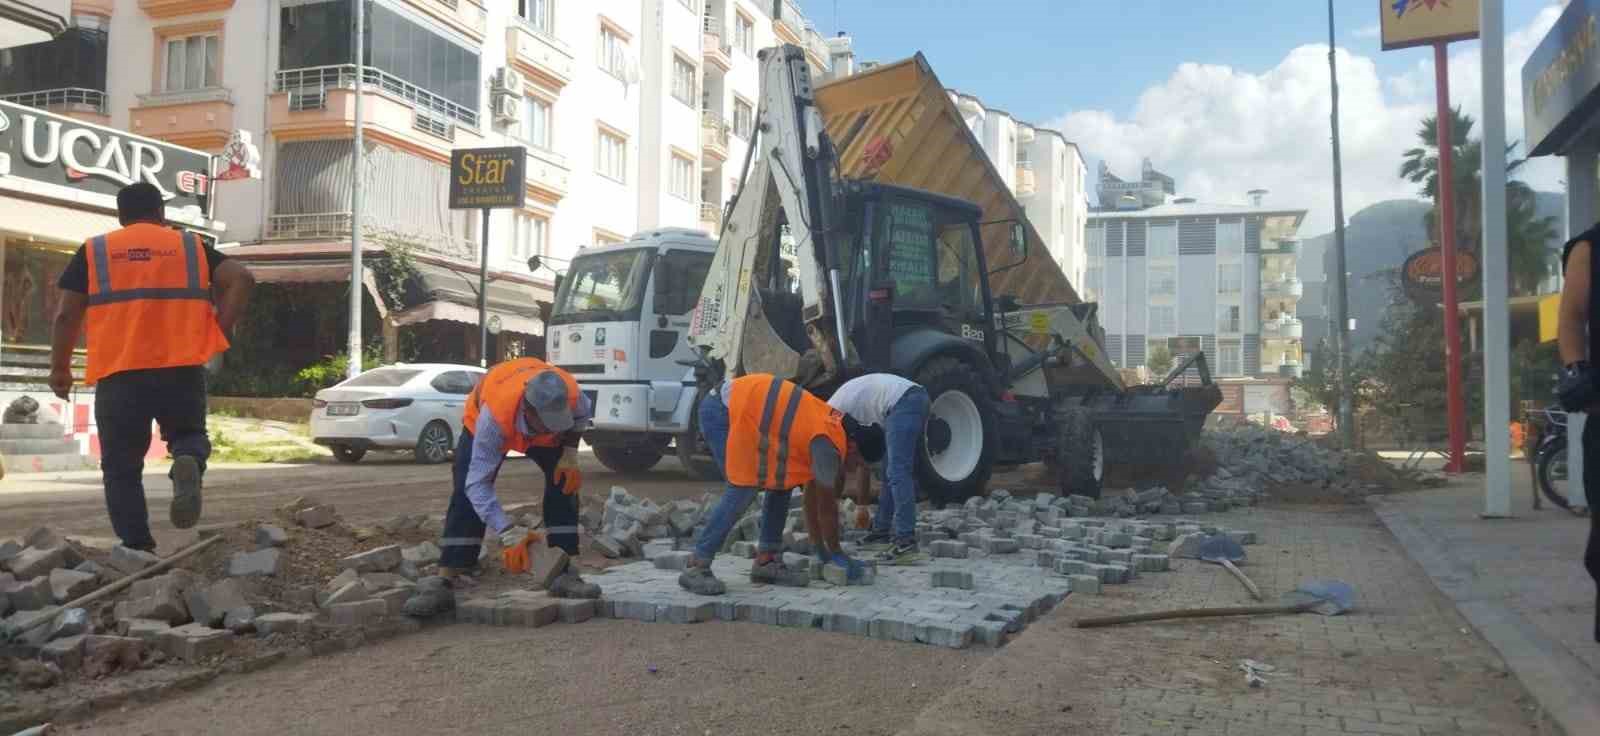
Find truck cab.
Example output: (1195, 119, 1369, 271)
(546, 227, 715, 474)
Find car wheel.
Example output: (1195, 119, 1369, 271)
(414, 420, 453, 464)
(333, 445, 366, 463)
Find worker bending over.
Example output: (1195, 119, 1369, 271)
(406, 358, 599, 616)
(829, 373, 928, 565)
(679, 373, 884, 596)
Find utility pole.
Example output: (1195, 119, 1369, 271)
(347, 0, 366, 379)
(1480, 0, 1511, 517)
(1327, 0, 1354, 447)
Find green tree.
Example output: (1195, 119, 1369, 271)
(1146, 345, 1173, 377)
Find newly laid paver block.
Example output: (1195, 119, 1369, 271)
(1067, 574, 1101, 595)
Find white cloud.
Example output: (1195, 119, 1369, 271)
(1353, 23, 1381, 39)
(1048, 4, 1566, 238)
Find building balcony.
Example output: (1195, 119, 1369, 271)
(772, 0, 804, 44)
(702, 27, 732, 72)
(1263, 276, 1303, 299)
(264, 211, 476, 263)
(1261, 317, 1303, 340)
(524, 145, 569, 203)
(702, 110, 729, 162)
(1015, 163, 1035, 198)
(1263, 239, 1299, 254)
(1276, 361, 1303, 379)
(270, 65, 484, 155)
(130, 87, 235, 150)
(1, 87, 107, 123)
(700, 201, 722, 234)
(138, 0, 234, 19)
(507, 19, 574, 89)
(399, 0, 486, 41)
(803, 27, 829, 71)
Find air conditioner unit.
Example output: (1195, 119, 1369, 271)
(492, 67, 525, 95)
(492, 94, 520, 124)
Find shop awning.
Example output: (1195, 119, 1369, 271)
(391, 300, 544, 336)
(0, 195, 120, 247)
(407, 262, 549, 336)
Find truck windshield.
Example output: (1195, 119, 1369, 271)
(880, 198, 982, 317)
(552, 248, 654, 324)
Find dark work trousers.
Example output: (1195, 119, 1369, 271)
(1584, 419, 1600, 642)
(438, 431, 577, 570)
(94, 366, 211, 551)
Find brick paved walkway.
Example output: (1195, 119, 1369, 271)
(900, 503, 1558, 736)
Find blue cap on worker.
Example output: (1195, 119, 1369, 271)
(524, 370, 575, 433)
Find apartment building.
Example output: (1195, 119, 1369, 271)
(1085, 194, 1307, 381)
(948, 91, 1090, 289)
(0, 0, 844, 386)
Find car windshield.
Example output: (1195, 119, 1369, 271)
(342, 368, 422, 388)
(552, 248, 653, 322)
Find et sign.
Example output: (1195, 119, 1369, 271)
(448, 146, 525, 210)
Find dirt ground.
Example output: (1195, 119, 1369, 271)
(63, 618, 984, 736)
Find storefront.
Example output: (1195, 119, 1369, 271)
(0, 97, 218, 453)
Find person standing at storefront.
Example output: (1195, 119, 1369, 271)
(48, 182, 255, 552)
(1556, 224, 1600, 643)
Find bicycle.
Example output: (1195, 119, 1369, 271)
(1531, 408, 1586, 513)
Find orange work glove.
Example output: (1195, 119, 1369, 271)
(553, 446, 582, 495)
(498, 526, 542, 573)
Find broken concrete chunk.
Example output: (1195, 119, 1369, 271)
(40, 634, 85, 670)
(48, 607, 90, 640)
(24, 526, 61, 550)
(49, 568, 98, 603)
(322, 581, 370, 608)
(186, 578, 249, 627)
(254, 612, 316, 635)
(223, 606, 257, 634)
(401, 541, 441, 565)
(160, 623, 233, 660)
(324, 568, 359, 592)
(589, 536, 624, 559)
(328, 598, 387, 627)
(338, 544, 402, 573)
(120, 618, 171, 641)
(8, 546, 66, 580)
(0, 539, 22, 569)
(529, 545, 569, 590)
(255, 525, 289, 547)
(124, 585, 189, 624)
(107, 544, 161, 575)
(8, 576, 52, 610)
(294, 505, 338, 529)
(228, 548, 282, 577)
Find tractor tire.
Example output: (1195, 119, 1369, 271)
(592, 443, 665, 475)
(914, 358, 995, 505)
(1053, 406, 1104, 499)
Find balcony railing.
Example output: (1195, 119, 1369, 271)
(703, 23, 732, 68)
(773, 0, 804, 40)
(700, 202, 722, 232)
(1276, 361, 1304, 379)
(1262, 317, 1304, 340)
(275, 65, 478, 128)
(702, 110, 730, 158)
(1015, 163, 1036, 197)
(1, 87, 106, 115)
(266, 212, 477, 262)
(1263, 276, 1304, 299)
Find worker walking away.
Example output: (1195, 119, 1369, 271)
(404, 358, 599, 617)
(678, 373, 884, 596)
(49, 182, 254, 552)
(1556, 223, 1600, 643)
(829, 373, 928, 565)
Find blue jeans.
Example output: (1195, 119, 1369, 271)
(438, 431, 576, 570)
(874, 387, 929, 544)
(691, 388, 792, 564)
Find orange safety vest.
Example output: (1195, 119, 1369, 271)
(725, 374, 847, 491)
(83, 224, 229, 384)
(463, 357, 581, 452)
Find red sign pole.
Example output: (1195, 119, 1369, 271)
(1433, 41, 1467, 474)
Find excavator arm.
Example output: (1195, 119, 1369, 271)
(688, 45, 850, 387)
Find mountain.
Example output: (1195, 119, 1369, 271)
(1297, 192, 1564, 354)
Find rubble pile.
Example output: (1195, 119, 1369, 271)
(1200, 425, 1419, 500)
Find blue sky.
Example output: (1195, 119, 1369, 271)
(794, 1, 1571, 235)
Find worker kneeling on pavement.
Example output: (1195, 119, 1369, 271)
(679, 373, 885, 596)
(405, 358, 600, 616)
(828, 373, 929, 565)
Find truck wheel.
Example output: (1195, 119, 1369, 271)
(915, 358, 995, 505)
(675, 391, 723, 481)
(592, 443, 665, 475)
(1054, 406, 1104, 499)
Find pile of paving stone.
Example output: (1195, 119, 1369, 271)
(1199, 424, 1417, 499)
(587, 486, 860, 560)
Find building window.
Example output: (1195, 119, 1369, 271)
(1149, 305, 1176, 335)
(517, 0, 553, 34)
(521, 96, 551, 150)
(0, 27, 109, 97)
(1147, 223, 1177, 258)
(1217, 305, 1240, 333)
(596, 127, 627, 182)
(164, 33, 219, 92)
(1217, 263, 1242, 294)
(671, 53, 696, 106)
(670, 153, 695, 200)
(735, 12, 754, 56)
(598, 22, 628, 78)
(1085, 226, 1104, 258)
(1148, 264, 1176, 297)
(1084, 266, 1103, 301)
(512, 213, 548, 261)
(1217, 220, 1245, 255)
(1218, 339, 1243, 376)
(733, 97, 754, 139)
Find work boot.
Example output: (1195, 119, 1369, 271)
(750, 559, 810, 587)
(678, 565, 727, 596)
(400, 576, 456, 618)
(876, 540, 924, 566)
(548, 568, 601, 599)
(857, 530, 893, 551)
(169, 455, 202, 530)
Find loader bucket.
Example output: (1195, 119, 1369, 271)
(1086, 382, 1223, 467)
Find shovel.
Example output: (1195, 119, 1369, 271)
(1073, 579, 1356, 628)
(1197, 534, 1262, 602)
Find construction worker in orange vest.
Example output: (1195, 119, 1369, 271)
(49, 182, 254, 552)
(404, 357, 599, 617)
(678, 373, 885, 596)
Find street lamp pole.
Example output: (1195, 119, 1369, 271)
(347, 0, 365, 379)
(1327, 0, 1354, 447)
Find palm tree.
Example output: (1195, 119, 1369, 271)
(1506, 179, 1559, 295)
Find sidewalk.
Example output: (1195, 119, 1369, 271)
(1371, 473, 1600, 735)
